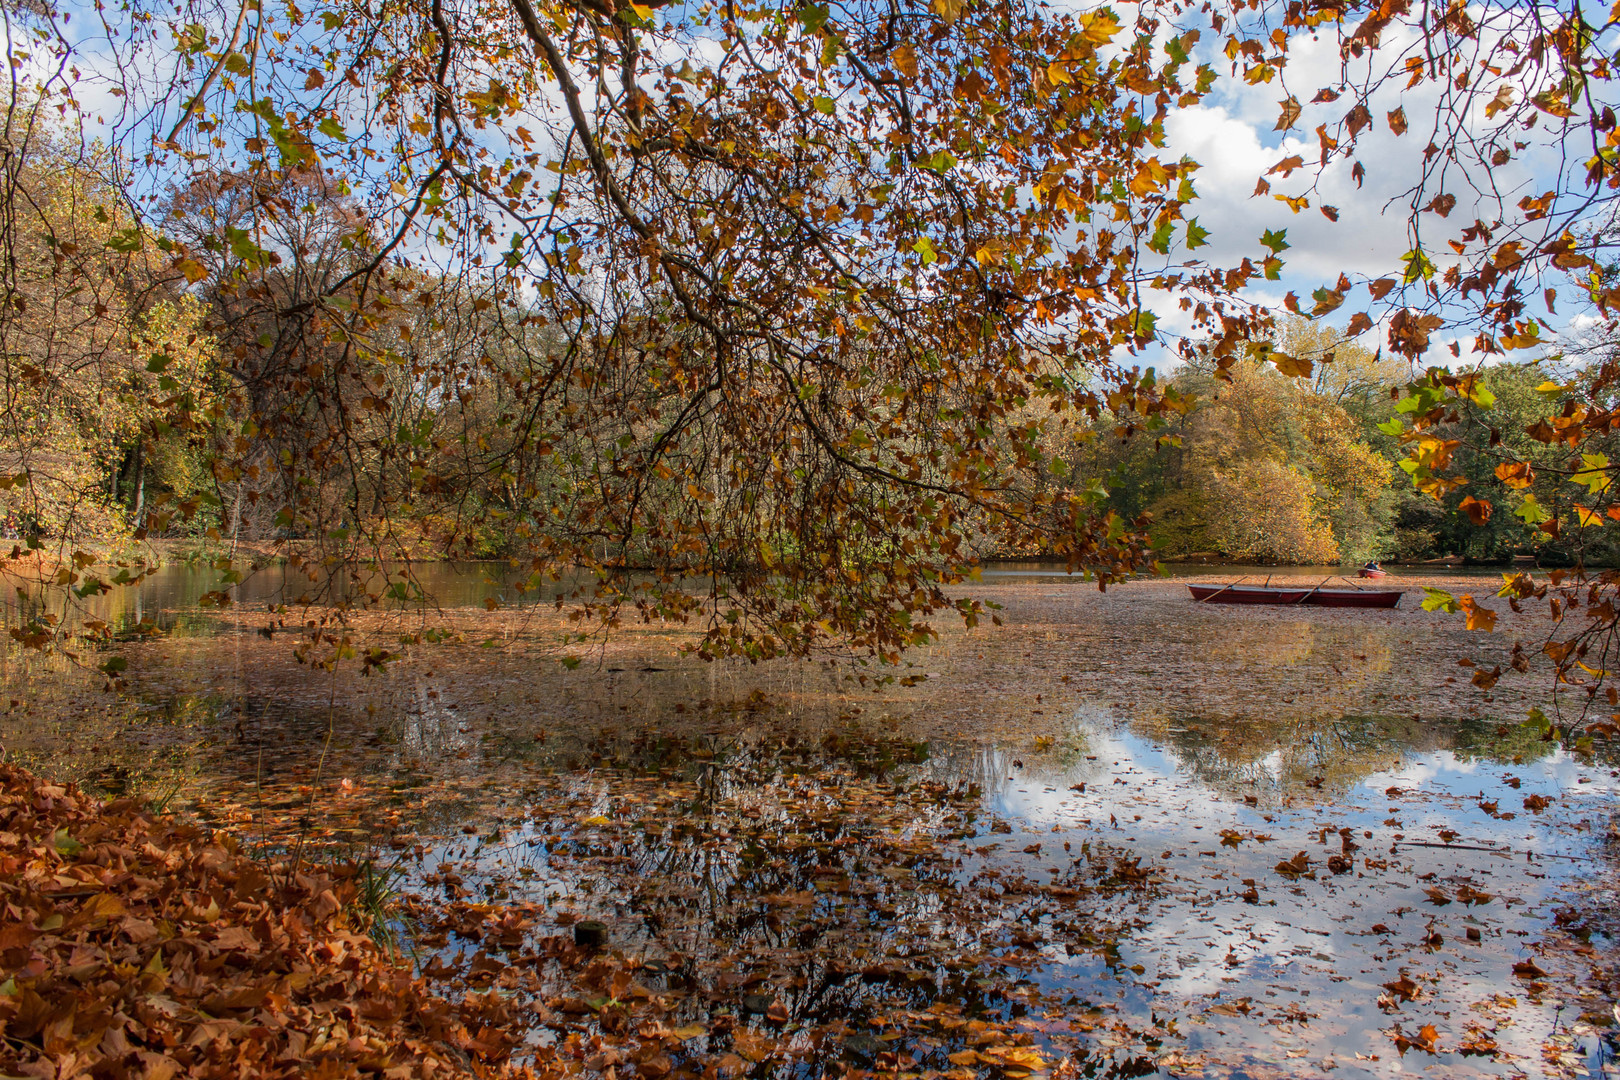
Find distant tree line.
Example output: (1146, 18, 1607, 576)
(1062, 320, 1619, 567)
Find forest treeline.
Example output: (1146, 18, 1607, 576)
(1, 129, 1594, 573)
(1077, 326, 1620, 568)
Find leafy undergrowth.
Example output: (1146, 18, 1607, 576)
(0, 763, 525, 1080)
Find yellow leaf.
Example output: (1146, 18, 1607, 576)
(1272, 352, 1313, 378)
(1574, 504, 1607, 528)
(1485, 85, 1515, 119)
(1128, 157, 1169, 196)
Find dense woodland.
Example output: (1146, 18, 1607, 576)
(2, 132, 1613, 574)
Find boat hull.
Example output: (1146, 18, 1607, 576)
(1358, 568, 1387, 579)
(1188, 584, 1402, 608)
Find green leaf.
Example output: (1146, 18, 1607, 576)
(912, 236, 938, 264)
(1401, 246, 1436, 283)
(318, 117, 348, 142)
(146, 354, 173, 373)
(224, 52, 250, 75)
(1184, 218, 1209, 249)
(1376, 418, 1405, 436)
(561, 655, 582, 670)
(105, 228, 143, 253)
(52, 828, 85, 856)
(1420, 587, 1459, 613)
(1147, 219, 1175, 255)
(1570, 453, 1611, 496)
(812, 95, 836, 115)
(1395, 382, 1443, 415)
(1514, 493, 1550, 525)
(797, 2, 830, 31)
(1260, 228, 1289, 254)
(227, 227, 266, 265)
(100, 656, 128, 674)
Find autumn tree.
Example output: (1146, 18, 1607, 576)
(0, 112, 218, 555)
(4, 0, 1620, 677)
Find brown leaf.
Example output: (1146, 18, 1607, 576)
(1459, 496, 1492, 525)
(891, 43, 918, 79)
(1274, 96, 1302, 131)
(1382, 974, 1419, 1001)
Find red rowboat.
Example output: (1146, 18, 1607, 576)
(1358, 568, 1388, 579)
(1188, 584, 1401, 608)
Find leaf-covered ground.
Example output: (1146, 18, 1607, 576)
(2, 568, 1618, 1078)
(0, 763, 527, 1079)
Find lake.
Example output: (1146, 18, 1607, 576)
(1, 561, 1614, 1078)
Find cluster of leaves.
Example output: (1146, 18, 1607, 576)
(1380, 356, 1620, 728)
(0, 763, 529, 1079)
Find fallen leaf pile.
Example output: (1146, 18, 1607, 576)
(0, 763, 526, 1080)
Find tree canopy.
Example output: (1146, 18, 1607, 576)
(4, 0, 1620, 675)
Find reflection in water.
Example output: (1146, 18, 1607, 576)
(372, 708, 1620, 1079)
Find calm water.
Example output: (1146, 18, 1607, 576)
(1, 561, 1615, 1078)
(0, 558, 1522, 635)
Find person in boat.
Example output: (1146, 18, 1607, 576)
(1362, 560, 1382, 573)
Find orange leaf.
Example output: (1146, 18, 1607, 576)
(1459, 595, 1497, 632)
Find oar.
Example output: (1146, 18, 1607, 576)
(1197, 576, 1248, 603)
(1292, 576, 1333, 604)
